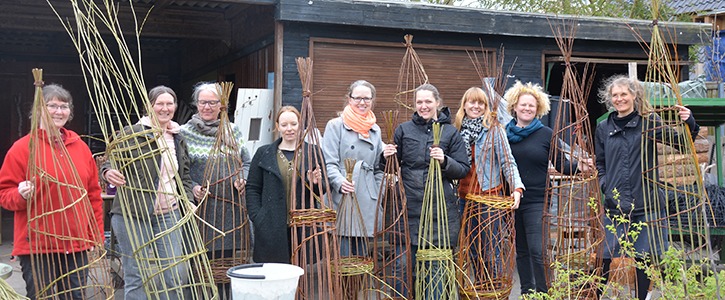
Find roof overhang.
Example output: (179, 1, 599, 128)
(277, 0, 710, 45)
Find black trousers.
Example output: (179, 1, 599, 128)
(18, 251, 88, 300)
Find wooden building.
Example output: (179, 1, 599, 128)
(0, 0, 710, 161)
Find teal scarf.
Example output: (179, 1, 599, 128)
(506, 118, 543, 143)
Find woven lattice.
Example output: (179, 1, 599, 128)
(455, 45, 518, 300)
(415, 122, 458, 299)
(25, 69, 113, 299)
(637, 0, 718, 294)
(197, 82, 252, 287)
(290, 57, 342, 299)
(48, 1, 217, 298)
(542, 21, 602, 299)
(373, 110, 412, 300)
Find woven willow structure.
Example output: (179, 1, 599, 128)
(414, 122, 458, 300)
(334, 158, 375, 299)
(48, 1, 217, 298)
(637, 1, 719, 296)
(26, 69, 113, 299)
(395, 35, 429, 111)
(197, 82, 252, 292)
(455, 46, 518, 300)
(373, 110, 412, 300)
(290, 57, 342, 299)
(542, 22, 602, 299)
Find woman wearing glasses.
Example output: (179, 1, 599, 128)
(180, 82, 252, 297)
(322, 80, 384, 257)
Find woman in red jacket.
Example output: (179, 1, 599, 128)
(0, 84, 105, 299)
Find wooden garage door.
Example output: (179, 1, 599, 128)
(310, 38, 490, 137)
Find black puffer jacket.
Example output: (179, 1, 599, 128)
(595, 112, 699, 216)
(388, 107, 470, 247)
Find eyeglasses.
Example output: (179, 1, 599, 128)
(350, 96, 373, 104)
(47, 104, 71, 111)
(198, 100, 221, 107)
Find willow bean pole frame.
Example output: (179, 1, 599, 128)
(289, 57, 342, 299)
(26, 68, 113, 299)
(540, 20, 603, 299)
(415, 122, 458, 299)
(197, 82, 253, 285)
(395, 35, 428, 111)
(333, 158, 375, 298)
(46, 1, 218, 298)
(635, 0, 720, 296)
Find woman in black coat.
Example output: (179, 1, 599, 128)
(246, 106, 324, 263)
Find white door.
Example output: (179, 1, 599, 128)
(234, 88, 274, 157)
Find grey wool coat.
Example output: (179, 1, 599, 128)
(322, 117, 384, 237)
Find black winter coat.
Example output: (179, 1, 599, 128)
(245, 138, 326, 263)
(387, 107, 471, 246)
(595, 112, 699, 216)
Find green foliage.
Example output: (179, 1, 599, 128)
(415, 0, 689, 21)
(526, 188, 725, 299)
(522, 261, 606, 300)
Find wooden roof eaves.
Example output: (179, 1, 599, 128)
(277, 0, 711, 45)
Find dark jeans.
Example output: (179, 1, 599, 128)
(515, 204, 548, 294)
(19, 251, 89, 300)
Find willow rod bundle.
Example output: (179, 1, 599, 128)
(289, 57, 341, 299)
(25, 68, 113, 299)
(395, 35, 429, 111)
(542, 20, 602, 299)
(0, 277, 29, 300)
(373, 110, 412, 300)
(635, 0, 719, 296)
(415, 122, 457, 300)
(197, 82, 252, 290)
(47, 1, 217, 298)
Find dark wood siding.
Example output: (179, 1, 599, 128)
(309, 38, 485, 135)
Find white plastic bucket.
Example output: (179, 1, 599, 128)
(227, 263, 304, 300)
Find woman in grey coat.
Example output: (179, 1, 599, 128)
(322, 80, 384, 256)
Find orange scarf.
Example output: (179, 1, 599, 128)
(341, 105, 376, 138)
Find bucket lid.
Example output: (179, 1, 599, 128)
(227, 263, 304, 281)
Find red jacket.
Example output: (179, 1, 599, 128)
(0, 128, 104, 256)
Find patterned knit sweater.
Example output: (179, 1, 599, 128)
(180, 121, 251, 250)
